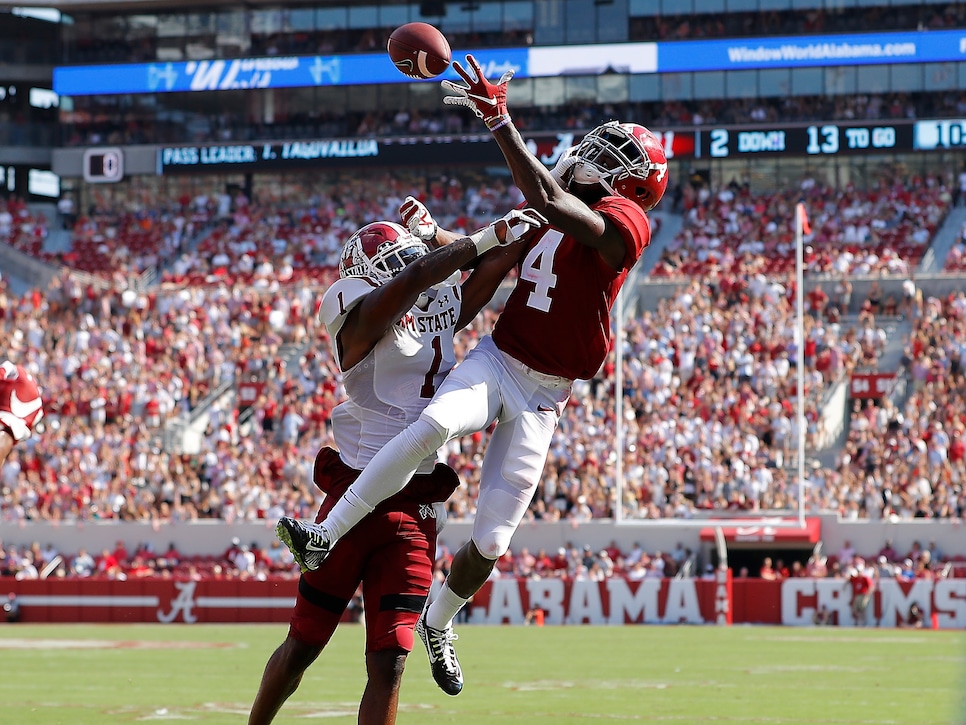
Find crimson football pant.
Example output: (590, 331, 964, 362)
(289, 452, 444, 653)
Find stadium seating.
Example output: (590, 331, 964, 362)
(5, 173, 964, 535)
(941, 219, 966, 272)
(65, 5, 963, 65)
(651, 176, 951, 278)
(63, 90, 966, 148)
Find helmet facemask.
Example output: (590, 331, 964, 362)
(572, 121, 652, 196)
(570, 121, 669, 212)
(339, 222, 429, 284)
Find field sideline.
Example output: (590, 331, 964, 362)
(0, 623, 963, 724)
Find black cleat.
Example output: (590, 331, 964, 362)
(416, 610, 463, 696)
(275, 517, 331, 573)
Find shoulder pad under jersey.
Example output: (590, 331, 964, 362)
(319, 276, 378, 338)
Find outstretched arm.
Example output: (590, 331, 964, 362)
(442, 55, 627, 269)
(400, 195, 498, 269)
(455, 239, 527, 330)
(491, 124, 619, 251)
(338, 209, 546, 369)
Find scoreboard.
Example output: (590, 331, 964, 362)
(62, 116, 956, 179)
(696, 121, 913, 159)
(695, 117, 966, 159)
(913, 119, 966, 151)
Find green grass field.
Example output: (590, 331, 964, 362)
(0, 623, 963, 724)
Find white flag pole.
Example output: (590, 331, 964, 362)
(615, 288, 625, 525)
(795, 203, 807, 530)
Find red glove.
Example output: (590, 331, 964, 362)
(441, 54, 514, 132)
(0, 361, 43, 442)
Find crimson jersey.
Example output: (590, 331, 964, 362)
(493, 195, 651, 380)
(850, 571, 874, 596)
(0, 362, 43, 442)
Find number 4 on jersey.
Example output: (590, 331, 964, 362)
(520, 230, 562, 312)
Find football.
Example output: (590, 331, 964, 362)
(387, 22, 451, 80)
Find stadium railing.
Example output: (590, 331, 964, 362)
(0, 240, 59, 291)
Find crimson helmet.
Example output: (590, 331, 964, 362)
(338, 221, 429, 284)
(571, 121, 669, 212)
(0, 361, 43, 441)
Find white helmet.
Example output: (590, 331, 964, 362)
(339, 221, 429, 284)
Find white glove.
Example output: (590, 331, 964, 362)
(469, 208, 549, 256)
(399, 195, 437, 242)
(549, 146, 579, 185)
(432, 501, 448, 534)
(0, 361, 43, 442)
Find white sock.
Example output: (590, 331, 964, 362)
(426, 582, 470, 630)
(322, 418, 445, 541)
(320, 488, 373, 543)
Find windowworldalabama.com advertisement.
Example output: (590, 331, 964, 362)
(659, 29, 966, 72)
(54, 29, 966, 97)
(723, 39, 916, 65)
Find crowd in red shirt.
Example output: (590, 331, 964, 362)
(653, 174, 951, 279)
(1, 177, 964, 540)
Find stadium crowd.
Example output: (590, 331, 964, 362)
(3, 166, 956, 292)
(941, 217, 966, 272)
(0, 266, 326, 522)
(0, 194, 200, 276)
(0, 249, 946, 529)
(1, 159, 965, 591)
(818, 291, 966, 521)
(3, 167, 965, 532)
(64, 89, 966, 148)
(161, 171, 525, 287)
(653, 172, 953, 278)
(1, 527, 958, 583)
(66, 3, 965, 65)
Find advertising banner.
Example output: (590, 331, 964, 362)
(849, 372, 897, 399)
(659, 29, 966, 72)
(81, 117, 942, 178)
(158, 137, 504, 173)
(698, 518, 821, 546)
(54, 48, 523, 96)
(9, 577, 964, 628)
(53, 29, 966, 97)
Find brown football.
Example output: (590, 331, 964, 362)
(387, 22, 451, 80)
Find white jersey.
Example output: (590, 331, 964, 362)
(318, 276, 462, 474)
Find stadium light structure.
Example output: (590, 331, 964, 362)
(613, 209, 810, 532)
